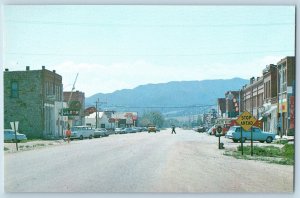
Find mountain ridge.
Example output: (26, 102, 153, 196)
(85, 78, 248, 112)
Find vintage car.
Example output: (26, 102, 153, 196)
(4, 129, 27, 142)
(148, 125, 157, 133)
(93, 128, 110, 138)
(225, 126, 276, 143)
(69, 126, 94, 140)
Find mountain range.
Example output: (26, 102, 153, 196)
(85, 78, 248, 117)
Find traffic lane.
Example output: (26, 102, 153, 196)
(4, 130, 179, 192)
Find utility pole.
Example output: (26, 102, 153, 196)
(95, 98, 108, 128)
(95, 98, 99, 128)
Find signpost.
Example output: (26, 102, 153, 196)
(236, 111, 257, 156)
(216, 126, 223, 149)
(10, 121, 19, 151)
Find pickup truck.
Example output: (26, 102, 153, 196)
(225, 126, 276, 143)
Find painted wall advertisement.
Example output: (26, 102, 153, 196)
(289, 96, 295, 129)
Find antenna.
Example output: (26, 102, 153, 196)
(68, 73, 79, 104)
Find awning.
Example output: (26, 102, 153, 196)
(263, 106, 277, 117)
(259, 117, 267, 121)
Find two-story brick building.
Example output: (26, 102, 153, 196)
(260, 64, 278, 133)
(277, 56, 295, 136)
(4, 66, 64, 139)
(240, 76, 264, 119)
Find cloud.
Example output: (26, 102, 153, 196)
(53, 55, 285, 97)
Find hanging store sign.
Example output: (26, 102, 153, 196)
(63, 108, 80, 116)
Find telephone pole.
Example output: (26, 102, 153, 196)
(95, 98, 99, 128)
(95, 98, 108, 128)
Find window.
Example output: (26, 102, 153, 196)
(11, 81, 19, 98)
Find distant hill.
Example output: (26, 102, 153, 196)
(85, 78, 248, 116)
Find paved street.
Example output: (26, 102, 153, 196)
(4, 128, 293, 192)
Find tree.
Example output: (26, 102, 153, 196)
(139, 111, 165, 127)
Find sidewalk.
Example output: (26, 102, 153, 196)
(275, 135, 294, 142)
(4, 139, 66, 153)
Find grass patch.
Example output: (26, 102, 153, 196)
(4, 147, 9, 151)
(275, 139, 289, 145)
(224, 144, 294, 165)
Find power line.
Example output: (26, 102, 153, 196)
(5, 20, 294, 28)
(6, 50, 294, 57)
(102, 104, 216, 109)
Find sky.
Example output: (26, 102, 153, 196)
(3, 5, 295, 97)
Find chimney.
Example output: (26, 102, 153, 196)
(26, 66, 30, 71)
(53, 70, 56, 73)
(42, 66, 45, 70)
(5, 68, 9, 72)
(250, 77, 255, 84)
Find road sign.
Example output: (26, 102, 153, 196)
(217, 126, 222, 134)
(236, 111, 257, 131)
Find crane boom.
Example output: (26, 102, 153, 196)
(68, 73, 79, 105)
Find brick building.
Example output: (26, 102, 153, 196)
(241, 76, 264, 118)
(225, 91, 240, 118)
(63, 91, 85, 126)
(4, 66, 64, 139)
(260, 64, 278, 133)
(217, 98, 226, 117)
(277, 56, 295, 136)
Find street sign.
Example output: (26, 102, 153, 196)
(217, 126, 222, 134)
(236, 111, 257, 131)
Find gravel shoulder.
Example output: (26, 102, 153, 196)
(156, 131, 294, 192)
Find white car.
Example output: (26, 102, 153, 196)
(69, 126, 94, 140)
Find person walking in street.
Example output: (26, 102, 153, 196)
(171, 125, 176, 134)
(65, 127, 71, 143)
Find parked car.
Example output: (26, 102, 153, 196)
(4, 129, 27, 142)
(207, 126, 214, 135)
(134, 127, 143, 132)
(115, 128, 125, 134)
(225, 126, 276, 143)
(197, 126, 207, 133)
(94, 128, 109, 138)
(124, 128, 135, 133)
(131, 127, 139, 133)
(69, 126, 94, 140)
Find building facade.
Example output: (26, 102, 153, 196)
(241, 77, 264, 119)
(277, 56, 295, 136)
(260, 64, 278, 133)
(63, 91, 85, 126)
(4, 66, 63, 139)
(225, 91, 240, 118)
(85, 111, 138, 129)
(217, 98, 226, 117)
